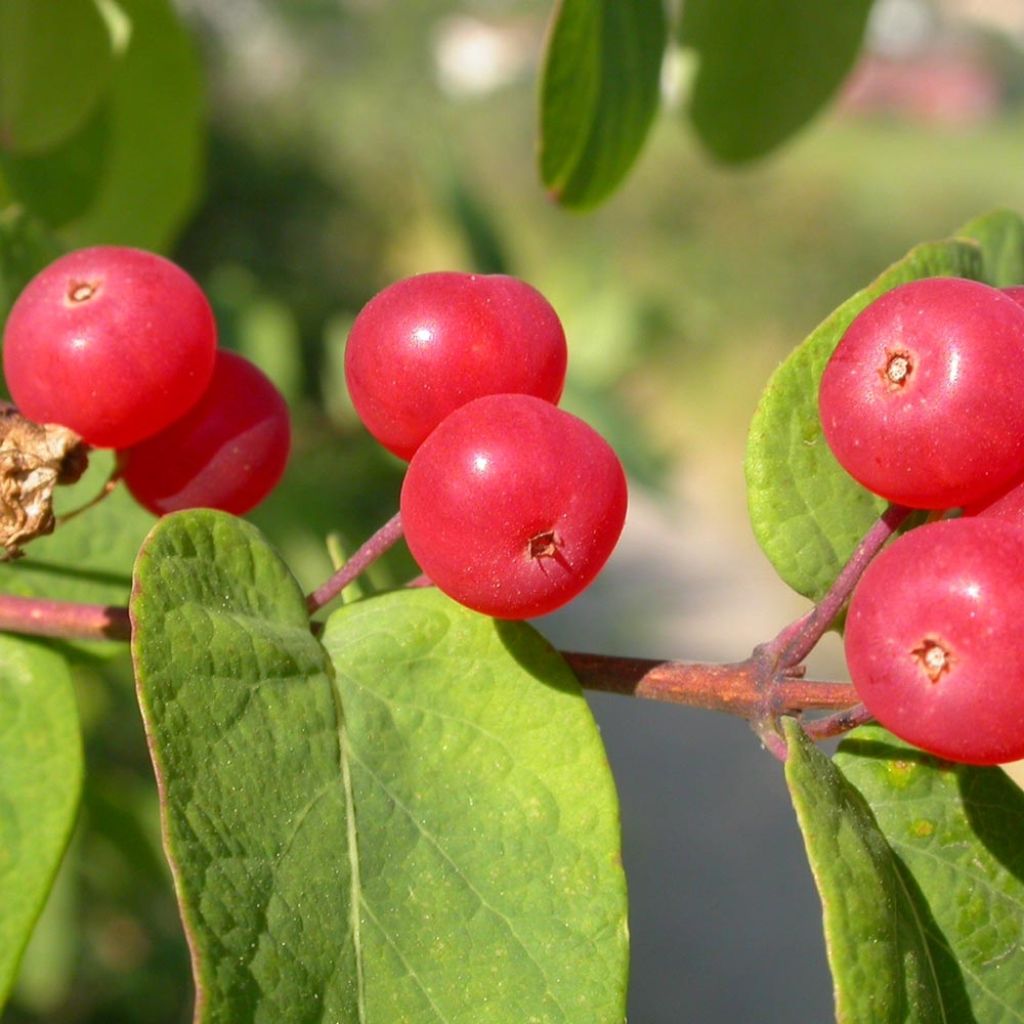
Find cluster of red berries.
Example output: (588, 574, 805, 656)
(2, 246, 291, 516)
(820, 276, 1024, 764)
(345, 271, 628, 620)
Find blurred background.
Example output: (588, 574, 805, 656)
(7, 0, 1024, 1020)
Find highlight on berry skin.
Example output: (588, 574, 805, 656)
(400, 392, 628, 620)
(844, 516, 1024, 765)
(818, 276, 1024, 510)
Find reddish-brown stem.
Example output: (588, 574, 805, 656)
(306, 511, 405, 613)
(0, 593, 131, 642)
(802, 703, 874, 742)
(767, 503, 913, 669)
(562, 652, 857, 720)
(0, 496, 899, 747)
(0, 593, 861, 725)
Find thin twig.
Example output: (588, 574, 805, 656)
(768, 503, 913, 669)
(562, 652, 858, 719)
(306, 511, 404, 614)
(56, 467, 121, 526)
(0, 593, 130, 642)
(802, 703, 874, 742)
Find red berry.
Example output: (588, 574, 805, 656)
(818, 277, 1024, 509)
(400, 393, 627, 619)
(119, 351, 291, 516)
(1002, 285, 1024, 307)
(345, 272, 567, 460)
(963, 475, 1024, 523)
(3, 246, 217, 448)
(844, 517, 1024, 765)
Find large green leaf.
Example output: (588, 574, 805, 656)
(745, 239, 983, 600)
(837, 726, 1024, 1024)
(539, 0, 666, 208)
(0, 103, 111, 228)
(131, 510, 628, 1023)
(0, 0, 113, 154)
(956, 208, 1024, 287)
(680, 0, 873, 162)
(783, 719, 946, 1023)
(0, 635, 82, 1007)
(68, 0, 203, 251)
(322, 589, 628, 1022)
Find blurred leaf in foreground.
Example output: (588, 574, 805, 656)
(540, 0, 666, 208)
(0, 0, 112, 154)
(68, 0, 203, 252)
(680, 0, 872, 162)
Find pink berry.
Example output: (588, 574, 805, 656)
(844, 517, 1024, 765)
(963, 476, 1024, 524)
(819, 277, 1024, 509)
(119, 351, 290, 516)
(400, 393, 627, 619)
(3, 246, 217, 448)
(345, 272, 567, 460)
(1002, 285, 1024, 307)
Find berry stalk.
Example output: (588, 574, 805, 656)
(305, 511, 405, 613)
(767, 502, 913, 669)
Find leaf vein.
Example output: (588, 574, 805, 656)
(348, 747, 569, 1022)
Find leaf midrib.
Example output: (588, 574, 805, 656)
(331, 675, 367, 1024)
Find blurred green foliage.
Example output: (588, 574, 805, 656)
(4, 1, 1024, 1020)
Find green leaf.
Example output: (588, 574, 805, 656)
(0, 103, 110, 228)
(837, 726, 1024, 1024)
(539, 0, 666, 208)
(322, 589, 628, 1023)
(0, 635, 82, 1007)
(956, 208, 1024, 288)
(680, 0, 872, 162)
(68, 0, 203, 251)
(0, 0, 113, 154)
(745, 238, 983, 600)
(783, 719, 946, 1024)
(131, 510, 627, 1023)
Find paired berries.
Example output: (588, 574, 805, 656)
(347, 271, 627, 619)
(820, 276, 1024, 763)
(3, 246, 290, 517)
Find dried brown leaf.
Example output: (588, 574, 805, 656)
(0, 406, 87, 557)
